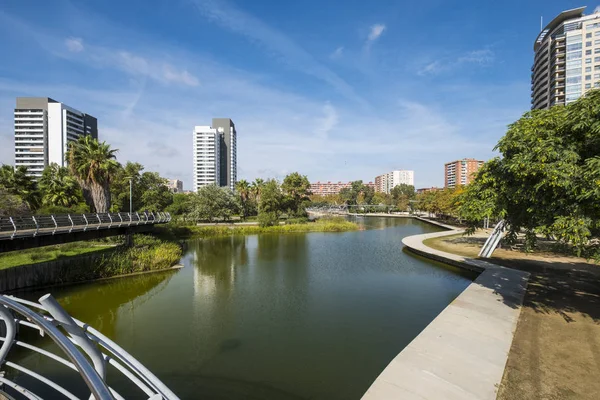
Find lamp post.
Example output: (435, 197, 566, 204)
(125, 176, 134, 222)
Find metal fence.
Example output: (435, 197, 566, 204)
(0, 294, 179, 400)
(0, 212, 171, 240)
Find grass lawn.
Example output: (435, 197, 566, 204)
(0, 242, 116, 270)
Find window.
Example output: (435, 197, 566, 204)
(586, 50, 592, 55)
(587, 33, 593, 38)
(596, 57, 600, 62)
(596, 48, 600, 54)
(567, 43, 582, 51)
(596, 82, 600, 87)
(595, 73, 600, 79)
(587, 41, 593, 47)
(567, 76, 582, 84)
(586, 83, 592, 89)
(586, 75, 592, 80)
(586, 66, 592, 72)
(586, 58, 592, 64)
(596, 65, 600, 70)
(596, 31, 600, 37)
(567, 52, 582, 60)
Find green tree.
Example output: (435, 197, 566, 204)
(139, 172, 173, 211)
(38, 163, 81, 208)
(110, 162, 144, 212)
(281, 172, 311, 217)
(66, 136, 119, 213)
(462, 90, 600, 256)
(166, 193, 195, 216)
(236, 179, 252, 220)
(251, 178, 265, 203)
(0, 165, 40, 209)
(391, 184, 415, 201)
(0, 187, 29, 216)
(191, 185, 239, 222)
(258, 179, 282, 227)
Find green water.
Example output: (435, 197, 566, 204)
(10, 217, 476, 399)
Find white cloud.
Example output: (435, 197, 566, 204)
(162, 66, 199, 86)
(65, 37, 84, 52)
(418, 48, 495, 76)
(367, 24, 386, 42)
(315, 102, 338, 139)
(330, 46, 344, 60)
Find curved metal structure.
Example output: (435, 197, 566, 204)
(0, 212, 171, 240)
(0, 294, 179, 400)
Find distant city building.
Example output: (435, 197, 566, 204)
(212, 118, 237, 190)
(532, 7, 600, 109)
(374, 170, 414, 194)
(416, 187, 441, 195)
(444, 158, 484, 188)
(14, 97, 98, 178)
(192, 126, 221, 191)
(310, 181, 375, 196)
(167, 179, 183, 193)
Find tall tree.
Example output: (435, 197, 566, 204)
(236, 179, 252, 220)
(191, 185, 239, 222)
(258, 179, 282, 226)
(139, 172, 173, 211)
(462, 90, 600, 256)
(0, 165, 39, 209)
(110, 162, 144, 212)
(281, 172, 311, 217)
(66, 136, 119, 213)
(251, 178, 265, 203)
(38, 163, 81, 208)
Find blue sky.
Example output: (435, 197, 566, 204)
(0, 0, 590, 189)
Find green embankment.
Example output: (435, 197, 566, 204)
(0, 242, 115, 270)
(0, 235, 183, 276)
(156, 217, 359, 240)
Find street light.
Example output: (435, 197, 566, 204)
(125, 176, 134, 221)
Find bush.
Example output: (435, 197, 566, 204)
(285, 217, 309, 225)
(258, 211, 279, 227)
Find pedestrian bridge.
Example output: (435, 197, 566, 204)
(0, 212, 171, 252)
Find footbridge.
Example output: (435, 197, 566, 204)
(0, 212, 171, 252)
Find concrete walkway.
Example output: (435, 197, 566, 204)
(362, 226, 530, 400)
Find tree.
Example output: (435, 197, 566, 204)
(66, 136, 119, 213)
(110, 162, 144, 212)
(38, 163, 81, 208)
(191, 185, 239, 222)
(236, 179, 252, 220)
(139, 172, 173, 211)
(462, 90, 600, 256)
(0, 187, 29, 216)
(391, 184, 415, 201)
(251, 178, 265, 203)
(0, 165, 40, 209)
(340, 180, 364, 205)
(165, 193, 195, 217)
(258, 179, 282, 227)
(281, 172, 311, 217)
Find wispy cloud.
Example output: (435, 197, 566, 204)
(117, 51, 199, 86)
(367, 24, 386, 42)
(65, 37, 84, 52)
(595, 6, 600, 13)
(418, 48, 495, 76)
(330, 46, 344, 60)
(190, 0, 366, 106)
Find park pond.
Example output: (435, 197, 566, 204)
(10, 217, 477, 399)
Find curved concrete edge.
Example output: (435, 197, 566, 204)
(362, 228, 530, 400)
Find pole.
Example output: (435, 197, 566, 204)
(129, 178, 133, 220)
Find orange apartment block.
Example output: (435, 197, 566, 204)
(444, 158, 484, 188)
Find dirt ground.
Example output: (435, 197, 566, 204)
(424, 233, 600, 400)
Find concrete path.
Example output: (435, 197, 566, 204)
(362, 227, 529, 400)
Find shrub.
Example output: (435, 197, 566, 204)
(258, 211, 279, 227)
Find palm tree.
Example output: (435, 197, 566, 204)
(0, 164, 39, 209)
(38, 163, 81, 207)
(235, 179, 251, 220)
(251, 178, 265, 203)
(66, 136, 119, 213)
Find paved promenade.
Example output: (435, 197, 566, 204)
(362, 223, 530, 400)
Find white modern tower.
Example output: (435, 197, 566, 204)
(14, 97, 97, 178)
(532, 7, 600, 109)
(192, 126, 221, 191)
(192, 119, 237, 192)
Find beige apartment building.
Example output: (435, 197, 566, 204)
(310, 181, 375, 196)
(444, 159, 484, 188)
(374, 170, 414, 193)
(532, 7, 600, 109)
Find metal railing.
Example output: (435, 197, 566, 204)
(0, 294, 179, 400)
(479, 219, 506, 258)
(0, 212, 172, 240)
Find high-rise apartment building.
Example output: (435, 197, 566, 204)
(14, 97, 97, 178)
(374, 170, 414, 193)
(444, 158, 484, 188)
(531, 7, 600, 109)
(212, 118, 237, 190)
(192, 126, 221, 192)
